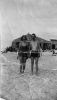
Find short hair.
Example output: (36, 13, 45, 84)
(32, 33, 36, 38)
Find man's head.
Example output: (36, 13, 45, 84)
(21, 35, 27, 41)
(32, 33, 36, 41)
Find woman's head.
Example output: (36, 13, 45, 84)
(21, 35, 27, 41)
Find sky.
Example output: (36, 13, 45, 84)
(0, 0, 57, 50)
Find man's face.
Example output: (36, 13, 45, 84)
(32, 35, 36, 41)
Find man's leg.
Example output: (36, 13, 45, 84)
(31, 57, 34, 74)
(19, 56, 23, 73)
(23, 63, 26, 72)
(20, 64, 22, 73)
(35, 57, 39, 75)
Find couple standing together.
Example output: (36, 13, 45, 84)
(17, 34, 40, 75)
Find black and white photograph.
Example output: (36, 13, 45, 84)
(0, 0, 57, 100)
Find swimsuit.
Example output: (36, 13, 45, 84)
(31, 51, 40, 58)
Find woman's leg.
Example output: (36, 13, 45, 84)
(22, 57, 26, 73)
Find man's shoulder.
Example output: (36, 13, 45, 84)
(37, 40, 40, 43)
(34, 40, 40, 44)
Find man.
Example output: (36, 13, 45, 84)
(18, 35, 30, 73)
(30, 33, 40, 75)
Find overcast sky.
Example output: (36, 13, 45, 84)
(0, 0, 57, 50)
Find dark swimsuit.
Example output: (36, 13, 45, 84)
(31, 51, 40, 58)
(19, 45, 29, 63)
